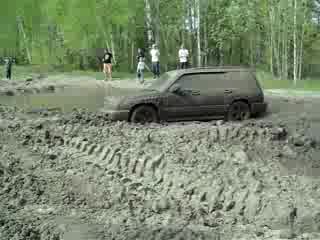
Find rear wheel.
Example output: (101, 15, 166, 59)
(227, 101, 251, 121)
(130, 105, 159, 124)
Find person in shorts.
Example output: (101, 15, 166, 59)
(102, 48, 113, 81)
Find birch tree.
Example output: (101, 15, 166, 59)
(195, 0, 201, 67)
(293, 0, 298, 85)
(0, 0, 319, 78)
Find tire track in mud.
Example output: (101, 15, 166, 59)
(37, 123, 288, 217)
(3, 83, 320, 239)
(8, 119, 320, 238)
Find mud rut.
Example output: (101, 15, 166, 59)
(0, 77, 320, 240)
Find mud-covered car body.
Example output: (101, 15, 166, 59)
(105, 67, 267, 122)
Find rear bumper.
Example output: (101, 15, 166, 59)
(102, 110, 130, 121)
(251, 102, 268, 115)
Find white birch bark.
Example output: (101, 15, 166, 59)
(293, 0, 298, 85)
(17, 16, 32, 63)
(145, 0, 153, 47)
(195, 0, 201, 67)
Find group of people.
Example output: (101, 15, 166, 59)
(135, 44, 190, 83)
(2, 45, 189, 82)
(101, 44, 190, 83)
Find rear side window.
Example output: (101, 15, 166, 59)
(226, 71, 259, 90)
(176, 73, 228, 90)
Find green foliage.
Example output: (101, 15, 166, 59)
(0, 0, 319, 79)
(257, 71, 320, 90)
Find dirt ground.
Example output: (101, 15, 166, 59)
(0, 76, 320, 240)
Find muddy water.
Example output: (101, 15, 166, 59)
(0, 86, 107, 112)
(0, 82, 145, 112)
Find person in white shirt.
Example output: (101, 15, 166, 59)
(178, 44, 189, 69)
(150, 44, 160, 78)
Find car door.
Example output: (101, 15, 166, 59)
(161, 74, 202, 119)
(162, 73, 227, 120)
(193, 72, 228, 117)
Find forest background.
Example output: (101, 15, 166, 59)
(1, 0, 320, 87)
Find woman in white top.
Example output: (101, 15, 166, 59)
(178, 44, 189, 69)
(150, 44, 160, 78)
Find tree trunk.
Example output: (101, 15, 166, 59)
(219, 42, 224, 66)
(17, 17, 32, 64)
(298, 1, 306, 80)
(110, 29, 116, 65)
(195, 0, 201, 67)
(293, 0, 298, 85)
(188, 0, 194, 67)
(131, 41, 135, 72)
(155, 0, 160, 45)
(269, 4, 274, 75)
(145, 0, 153, 47)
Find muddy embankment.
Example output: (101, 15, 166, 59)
(0, 77, 320, 240)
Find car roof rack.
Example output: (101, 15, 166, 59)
(181, 66, 255, 72)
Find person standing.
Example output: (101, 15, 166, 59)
(136, 48, 145, 80)
(178, 44, 189, 69)
(137, 48, 145, 63)
(137, 57, 150, 84)
(4, 57, 13, 80)
(102, 48, 113, 81)
(150, 44, 160, 78)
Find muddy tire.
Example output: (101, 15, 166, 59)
(227, 101, 251, 121)
(130, 105, 159, 124)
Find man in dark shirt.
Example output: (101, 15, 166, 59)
(103, 49, 113, 81)
(4, 58, 13, 80)
(137, 48, 145, 62)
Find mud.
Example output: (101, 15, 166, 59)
(0, 76, 320, 240)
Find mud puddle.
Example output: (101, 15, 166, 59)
(0, 86, 108, 112)
(0, 81, 147, 112)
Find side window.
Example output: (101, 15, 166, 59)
(176, 74, 198, 89)
(176, 73, 228, 90)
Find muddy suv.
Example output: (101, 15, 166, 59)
(105, 67, 267, 123)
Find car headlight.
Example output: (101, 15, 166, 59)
(117, 97, 132, 109)
(104, 96, 121, 109)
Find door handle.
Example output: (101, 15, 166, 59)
(191, 90, 200, 95)
(224, 89, 233, 94)
(182, 89, 200, 95)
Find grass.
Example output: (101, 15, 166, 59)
(257, 71, 320, 91)
(1, 65, 320, 91)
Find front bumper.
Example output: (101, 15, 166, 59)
(251, 102, 268, 115)
(102, 110, 130, 121)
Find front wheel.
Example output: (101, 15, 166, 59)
(227, 101, 251, 121)
(130, 105, 159, 124)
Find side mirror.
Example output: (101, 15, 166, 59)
(170, 84, 182, 94)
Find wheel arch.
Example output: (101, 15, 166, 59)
(230, 98, 251, 111)
(128, 103, 159, 122)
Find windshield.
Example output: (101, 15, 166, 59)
(147, 71, 178, 92)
